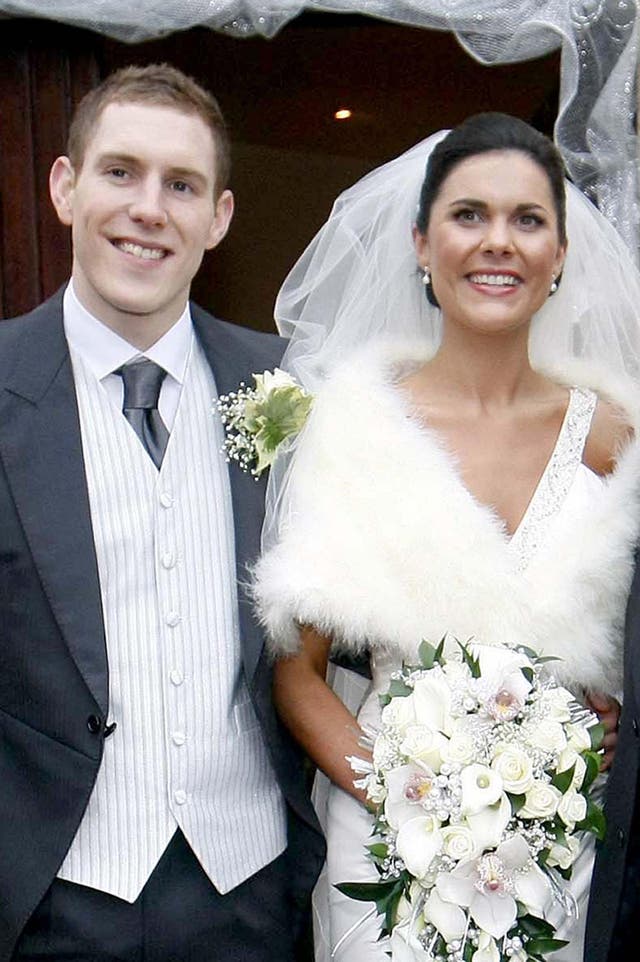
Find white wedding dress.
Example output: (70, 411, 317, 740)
(254, 344, 640, 962)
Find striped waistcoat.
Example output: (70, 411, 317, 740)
(57, 337, 286, 902)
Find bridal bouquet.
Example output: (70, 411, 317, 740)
(216, 369, 312, 476)
(340, 639, 605, 962)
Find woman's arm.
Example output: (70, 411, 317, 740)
(273, 624, 371, 805)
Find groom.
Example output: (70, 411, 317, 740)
(0, 63, 323, 961)
(586, 557, 640, 960)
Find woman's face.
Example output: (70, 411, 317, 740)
(415, 149, 566, 338)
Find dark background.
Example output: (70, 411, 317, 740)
(0, 14, 560, 330)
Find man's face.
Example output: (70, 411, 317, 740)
(50, 101, 233, 341)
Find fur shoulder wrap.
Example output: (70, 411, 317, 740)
(253, 343, 640, 694)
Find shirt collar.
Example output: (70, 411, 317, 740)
(63, 280, 192, 385)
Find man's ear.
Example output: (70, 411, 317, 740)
(49, 156, 76, 227)
(206, 189, 234, 251)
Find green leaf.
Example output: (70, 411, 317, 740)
(334, 879, 397, 905)
(518, 914, 556, 939)
(551, 764, 576, 794)
(418, 639, 439, 670)
(387, 678, 412, 699)
(589, 722, 605, 751)
(367, 843, 388, 860)
(527, 937, 569, 957)
(520, 665, 534, 683)
(577, 799, 606, 841)
(457, 640, 481, 678)
(581, 751, 602, 790)
(508, 792, 526, 814)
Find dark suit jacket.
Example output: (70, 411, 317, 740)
(0, 291, 324, 961)
(585, 550, 640, 962)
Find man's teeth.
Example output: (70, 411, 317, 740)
(469, 273, 519, 286)
(117, 241, 165, 260)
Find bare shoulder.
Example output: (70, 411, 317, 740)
(583, 396, 635, 476)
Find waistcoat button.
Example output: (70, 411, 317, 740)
(87, 714, 102, 734)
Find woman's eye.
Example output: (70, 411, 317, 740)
(518, 213, 543, 228)
(108, 168, 128, 180)
(454, 209, 481, 224)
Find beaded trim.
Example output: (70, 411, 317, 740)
(511, 388, 598, 572)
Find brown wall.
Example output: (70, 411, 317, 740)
(0, 21, 99, 320)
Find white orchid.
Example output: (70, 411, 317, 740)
(424, 889, 467, 943)
(385, 764, 439, 830)
(436, 835, 551, 940)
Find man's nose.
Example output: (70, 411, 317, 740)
(128, 177, 168, 228)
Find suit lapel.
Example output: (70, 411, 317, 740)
(192, 307, 269, 684)
(0, 295, 108, 711)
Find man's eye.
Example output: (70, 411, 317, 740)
(171, 180, 192, 193)
(108, 168, 128, 179)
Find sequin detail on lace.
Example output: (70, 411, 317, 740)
(511, 388, 597, 573)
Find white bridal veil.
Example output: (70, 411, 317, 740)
(262, 129, 640, 551)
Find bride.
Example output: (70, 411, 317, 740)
(253, 113, 640, 960)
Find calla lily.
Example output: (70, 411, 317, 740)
(389, 919, 427, 962)
(465, 793, 511, 849)
(460, 764, 504, 814)
(472, 931, 500, 962)
(396, 815, 443, 879)
(412, 674, 453, 734)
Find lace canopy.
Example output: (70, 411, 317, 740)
(2, 1, 637, 252)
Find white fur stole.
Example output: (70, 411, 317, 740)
(253, 343, 640, 694)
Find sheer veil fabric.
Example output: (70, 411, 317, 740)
(262, 131, 640, 552)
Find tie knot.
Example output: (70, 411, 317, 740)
(119, 359, 167, 411)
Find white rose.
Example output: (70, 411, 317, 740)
(491, 745, 534, 795)
(519, 780, 561, 820)
(441, 825, 478, 862)
(527, 719, 567, 755)
(546, 835, 580, 870)
(253, 367, 297, 396)
(541, 687, 574, 723)
(557, 789, 587, 829)
(566, 722, 592, 753)
(400, 724, 447, 771)
(441, 730, 475, 767)
(381, 695, 416, 735)
(460, 764, 503, 814)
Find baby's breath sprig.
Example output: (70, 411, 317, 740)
(216, 368, 312, 477)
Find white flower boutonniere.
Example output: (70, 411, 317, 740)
(216, 368, 312, 477)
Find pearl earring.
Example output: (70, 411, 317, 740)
(422, 267, 431, 286)
(550, 278, 558, 294)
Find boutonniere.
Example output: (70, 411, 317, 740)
(216, 369, 313, 477)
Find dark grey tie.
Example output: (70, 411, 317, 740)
(118, 359, 169, 469)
